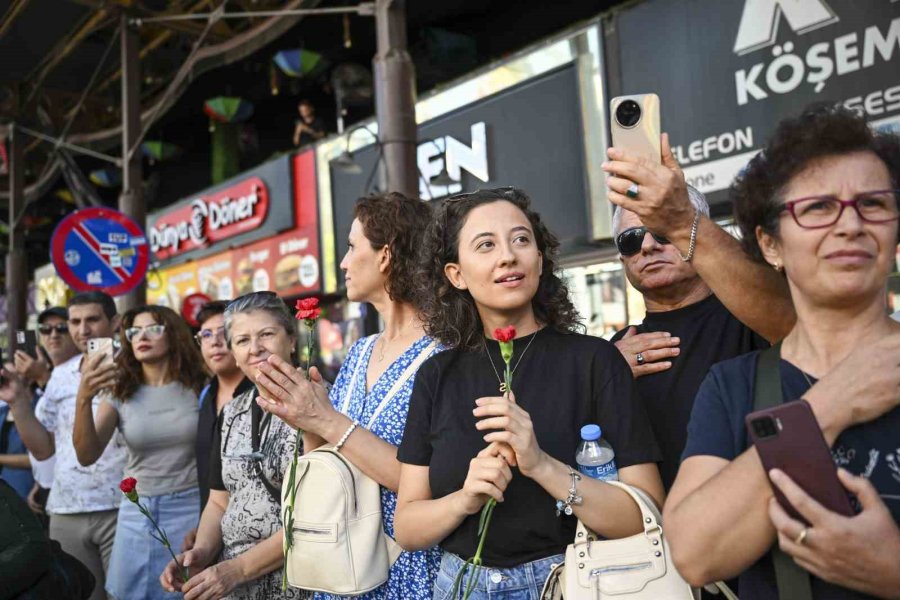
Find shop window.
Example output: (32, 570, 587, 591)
(562, 262, 644, 340)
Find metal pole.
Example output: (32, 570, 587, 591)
(373, 0, 417, 196)
(6, 124, 27, 341)
(119, 13, 145, 310)
(131, 4, 375, 25)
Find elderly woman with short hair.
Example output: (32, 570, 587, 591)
(161, 292, 307, 600)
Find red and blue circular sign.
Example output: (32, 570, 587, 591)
(50, 207, 150, 297)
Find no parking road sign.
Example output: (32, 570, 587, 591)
(51, 207, 149, 296)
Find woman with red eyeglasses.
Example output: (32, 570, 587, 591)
(664, 106, 900, 599)
(72, 305, 207, 600)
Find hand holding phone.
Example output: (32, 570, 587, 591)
(747, 400, 855, 523)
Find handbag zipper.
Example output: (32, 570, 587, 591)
(589, 562, 653, 577)
(295, 525, 333, 535)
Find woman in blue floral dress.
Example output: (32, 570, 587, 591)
(256, 193, 442, 599)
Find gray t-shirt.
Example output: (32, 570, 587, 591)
(105, 382, 199, 496)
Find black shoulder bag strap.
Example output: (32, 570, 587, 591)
(754, 343, 813, 600)
(250, 398, 282, 506)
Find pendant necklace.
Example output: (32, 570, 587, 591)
(484, 329, 540, 393)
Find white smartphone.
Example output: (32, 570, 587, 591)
(610, 93, 661, 164)
(87, 337, 114, 366)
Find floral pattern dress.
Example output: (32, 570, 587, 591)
(218, 388, 308, 600)
(313, 335, 443, 600)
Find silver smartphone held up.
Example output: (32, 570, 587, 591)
(610, 94, 661, 164)
(87, 337, 114, 366)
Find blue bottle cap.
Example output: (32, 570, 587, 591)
(581, 424, 601, 441)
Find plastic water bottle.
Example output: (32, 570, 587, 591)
(576, 424, 618, 481)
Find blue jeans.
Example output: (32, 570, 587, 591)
(106, 486, 200, 600)
(433, 551, 564, 600)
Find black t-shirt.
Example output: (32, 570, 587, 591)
(683, 352, 900, 600)
(611, 295, 767, 490)
(398, 327, 661, 568)
(295, 116, 326, 147)
(205, 377, 254, 496)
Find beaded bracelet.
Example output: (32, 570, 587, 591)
(334, 421, 359, 452)
(555, 467, 583, 516)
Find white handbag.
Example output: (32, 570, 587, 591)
(282, 337, 436, 594)
(540, 480, 738, 600)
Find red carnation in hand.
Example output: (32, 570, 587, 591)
(119, 477, 138, 502)
(295, 297, 322, 322)
(119, 477, 137, 494)
(119, 476, 187, 582)
(493, 325, 516, 343)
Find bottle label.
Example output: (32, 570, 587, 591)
(578, 460, 618, 481)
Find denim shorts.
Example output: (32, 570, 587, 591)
(433, 551, 564, 600)
(106, 486, 200, 600)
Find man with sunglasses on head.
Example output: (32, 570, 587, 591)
(180, 300, 252, 552)
(0, 291, 126, 600)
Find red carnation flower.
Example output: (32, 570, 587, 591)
(119, 477, 137, 495)
(493, 326, 516, 343)
(295, 297, 322, 321)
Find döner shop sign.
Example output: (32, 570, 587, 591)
(149, 177, 269, 260)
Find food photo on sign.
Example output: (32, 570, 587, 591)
(196, 251, 235, 300)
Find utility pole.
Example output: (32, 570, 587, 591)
(119, 13, 145, 310)
(6, 124, 27, 340)
(373, 0, 417, 196)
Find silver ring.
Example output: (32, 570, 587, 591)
(636, 352, 645, 365)
(625, 183, 639, 198)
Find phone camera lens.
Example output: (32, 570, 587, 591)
(752, 417, 778, 439)
(615, 100, 642, 128)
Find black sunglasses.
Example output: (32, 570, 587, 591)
(38, 324, 69, 335)
(615, 226, 670, 257)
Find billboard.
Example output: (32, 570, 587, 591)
(609, 0, 900, 208)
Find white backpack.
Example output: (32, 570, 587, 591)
(282, 337, 435, 594)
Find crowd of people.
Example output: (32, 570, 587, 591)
(1, 104, 898, 600)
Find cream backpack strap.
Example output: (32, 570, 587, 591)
(364, 340, 437, 428)
(339, 335, 378, 414)
(705, 582, 740, 600)
(370, 341, 437, 565)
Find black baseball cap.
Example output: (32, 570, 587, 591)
(37, 306, 68, 324)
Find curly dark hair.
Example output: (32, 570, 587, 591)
(733, 104, 900, 264)
(418, 187, 582, 351)
(113, 305, 207, 401)
(353, 192, 433, 306)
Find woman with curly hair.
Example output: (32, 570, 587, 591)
(393, 187, 664, 599)
(72, 305, 207, 599)
(255, 192, 443, 599)
(664, 105, 900, 599)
